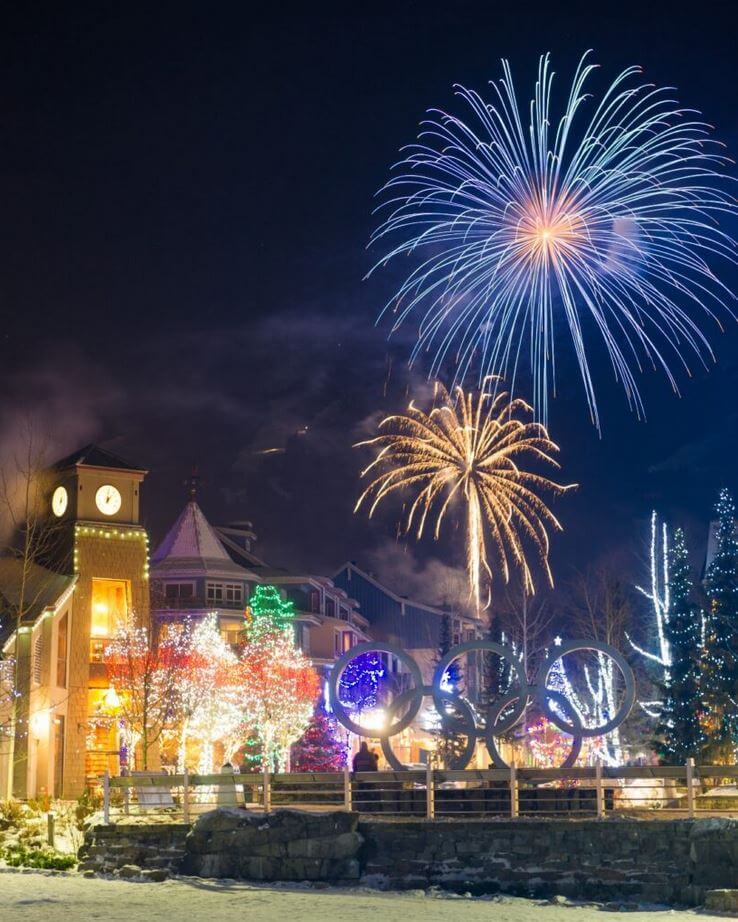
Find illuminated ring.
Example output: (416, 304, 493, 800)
(328, 642, 424, 738)
(433, 639, 528, 735)
(535, 640, 636, 738)
(379, 685, 477, 771)
(485, 688, 583, 769)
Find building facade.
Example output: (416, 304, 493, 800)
(150, 501, 371, 672)
(0, 445, 150, 798)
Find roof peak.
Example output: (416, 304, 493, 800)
(53, 443, 146, 473)
(151, 498, 249, 578)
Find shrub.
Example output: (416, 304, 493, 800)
(27, 793, 52, 814)
(1, 843, 77, 870)
(0, 799, 24, 829)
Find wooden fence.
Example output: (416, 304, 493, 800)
(100, 759, 738, 823)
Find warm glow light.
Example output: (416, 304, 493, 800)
(103, 685, 121, 711)
(30, 710, 50, 738)
(357, 708, 387, 732)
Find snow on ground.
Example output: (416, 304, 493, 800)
(0, 871, 721, 921)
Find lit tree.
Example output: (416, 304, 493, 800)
(337, 651, 385, 714)
(291, 705, 347, 772)
(176, 615, 241, 774)
(701, 489, 738, 760)
(654, 528, 705, 762)
(237, 585, 319, 771)
(629, 512, 672, 708)
(565, 570, 634, 764)
(103, 617, 187, 770)
(245, 584, 297, 638)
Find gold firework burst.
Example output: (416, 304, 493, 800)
(355, 379, 575, 612)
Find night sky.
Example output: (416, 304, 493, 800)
(1, 2, 736, 607)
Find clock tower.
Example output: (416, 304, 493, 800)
(49, 444, 150, 795)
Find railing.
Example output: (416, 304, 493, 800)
(101, 760, 738, 824)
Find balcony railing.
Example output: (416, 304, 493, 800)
(154, 597, 245, 612)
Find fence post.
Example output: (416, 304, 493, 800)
(122, 767, 130, 817)
(182, 768, 190, 824)
(343, 764, 352, 811)
(47, 812, 55, 847)
(595, 763, 604, 819)
(509, 763, 519, 819)
(263, 768, 271, 812)
(686, 757, 695, 819)
(426, 765, 435, 820)
(103, 769, 110, 825)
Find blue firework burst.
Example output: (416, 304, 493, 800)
(369, 52, 737, 428)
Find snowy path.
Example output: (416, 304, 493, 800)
(0, 871, 716, 921)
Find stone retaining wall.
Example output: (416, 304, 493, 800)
(78, 823, 189, 881)
(361, 817, 738, 905)
(81, 811, 738, 905)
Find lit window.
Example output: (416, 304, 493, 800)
(90, 639, 106, 664)
(90, 579, 129, 646)
(32, 634, 44, 685)
(56, 613, 68, 688)
(342, 631, 355, 652)
(220, 628, 242, 647)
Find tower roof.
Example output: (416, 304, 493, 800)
(53, 443, 146, 473)
(151, 500, 250, 579)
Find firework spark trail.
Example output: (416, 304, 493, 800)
(369, 52, 737, 429)
(354, 378, 575, 612)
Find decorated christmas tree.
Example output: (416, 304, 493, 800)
(246, 584, 298, 638)
(237, 585, 318, 771)
(701, 489, 738, 759)
(291, 706, 347, 771)
(655, 527, 705, 762)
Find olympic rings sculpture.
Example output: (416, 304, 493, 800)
(328, 639, 636, 770)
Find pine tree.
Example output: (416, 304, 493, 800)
(292, 706, 347, 772)
(432, 614, 466, 767)
(246, 585, 297, 639)
(654, 527, 705, 762)
(438, 613, 462, 691)
(702, 489, 738, 760)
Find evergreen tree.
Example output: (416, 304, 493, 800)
(438, 613, 462, 690)
(654, 527, 705, 762)
(245, 585, 296, 638)
(292, 706, 347, 772)
(431, 614, 466, 767)
(702, 489, 738, 759)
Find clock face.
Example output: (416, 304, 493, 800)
(95, 484, 122, 516)
(52, 486, 68, 517)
